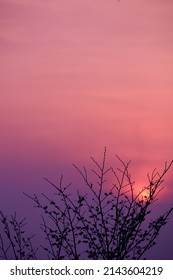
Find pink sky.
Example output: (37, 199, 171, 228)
(0, 0, 173, 201)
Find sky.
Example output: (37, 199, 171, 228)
(0, 0, 173, 259)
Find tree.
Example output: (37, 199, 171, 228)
(24, 147, 173, 260)
(0, 211, 37, 260)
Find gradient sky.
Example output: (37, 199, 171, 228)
(0, 0, 173, 259)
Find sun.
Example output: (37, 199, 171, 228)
(134, 182, 150, 200)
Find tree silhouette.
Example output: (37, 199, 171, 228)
(23, 147, 173, 260)
(0, 211, 37, 260)
(0, 148, 172, 259)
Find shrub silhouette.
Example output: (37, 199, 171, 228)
(24, 148, 173, 260)
(0, 211, 37, 260)
(0, 148, 173, 259)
